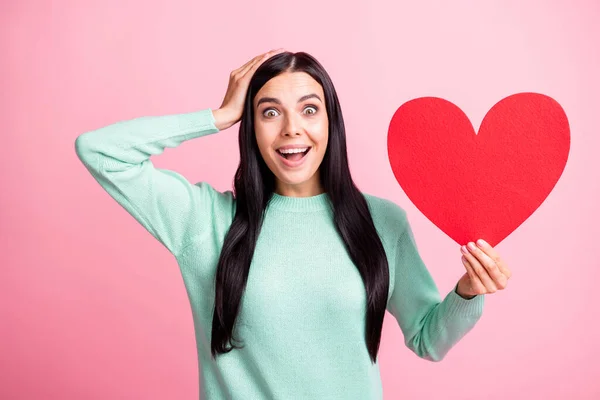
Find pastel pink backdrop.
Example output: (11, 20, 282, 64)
(2, 0, 599, 399)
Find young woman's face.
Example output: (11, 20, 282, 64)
(253, 71, 329, 197)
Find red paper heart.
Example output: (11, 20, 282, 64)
(387, 93, 570, 247)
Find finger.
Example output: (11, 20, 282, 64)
(232, 55, 261, 76)
(461, 256, 486, 294)
(239, 48, 285, 78)
(475, 239, 512, 279)
(461, 245, 498, 293)
(236, 53, 268, 76)
(234, 49, 279, 74)
(466, 242, 508, 289)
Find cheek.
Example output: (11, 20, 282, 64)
(313, 118, 328, 144)
(313, 125, 329, 149)
(254, 128, 277, 158)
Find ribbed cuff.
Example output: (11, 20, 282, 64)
(444, 284, 485, 319)
(174, 108, 220, 139)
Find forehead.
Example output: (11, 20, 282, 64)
(254, 72, 324, 105)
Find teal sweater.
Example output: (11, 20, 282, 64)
(74, 108, 484, 399)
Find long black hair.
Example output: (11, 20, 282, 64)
(211, 52, 390, 364)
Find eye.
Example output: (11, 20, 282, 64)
(263, 108, 279, 118)
(304, 105, 318, 115)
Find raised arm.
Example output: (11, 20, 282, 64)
(387, 211, 485, 362)
(74, 108, 235, 257)
(74, 49, 286, 258)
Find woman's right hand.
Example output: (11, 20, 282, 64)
(212, 48, 286, 131)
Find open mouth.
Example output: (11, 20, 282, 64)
(276, 147, 311, 162)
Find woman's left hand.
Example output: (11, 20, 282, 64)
(456, 239, 512, 299)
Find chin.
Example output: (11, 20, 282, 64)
(274, 171, 312, 185)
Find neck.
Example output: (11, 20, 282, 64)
(274, 176, 324, 198)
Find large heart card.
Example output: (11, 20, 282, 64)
(387, 93, 570, 247)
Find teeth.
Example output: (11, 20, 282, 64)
(279, 147, 308, 154)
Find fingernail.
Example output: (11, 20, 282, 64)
(461, 246, 468, 254)
(477, 239, 487, 247)
(468, 242, 476, 250)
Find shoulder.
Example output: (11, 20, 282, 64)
(362, 192, 408, 224)
(193, 181, 237, 220)
(362, 192, 410, 244)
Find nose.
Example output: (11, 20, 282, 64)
(283, 113, 302, 136)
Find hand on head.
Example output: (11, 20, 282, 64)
(213, 48, 287, 130)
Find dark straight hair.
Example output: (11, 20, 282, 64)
(211, 52, 390, 363)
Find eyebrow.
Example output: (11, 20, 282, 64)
(256, 93, 322, 107)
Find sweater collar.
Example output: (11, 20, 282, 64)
(267, 192, 332, 212)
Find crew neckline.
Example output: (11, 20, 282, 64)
(267, 192, 332, 212)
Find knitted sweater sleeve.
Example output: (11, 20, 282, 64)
(74, 108, 235, 258)
(387, 211, 485, 362)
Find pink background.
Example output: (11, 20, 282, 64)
(2, 0, 599, 399)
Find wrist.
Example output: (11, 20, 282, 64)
(455, 283, 476, 300)
(212, 108, 238, 131)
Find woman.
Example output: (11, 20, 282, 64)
(75, 48, 511, 399)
